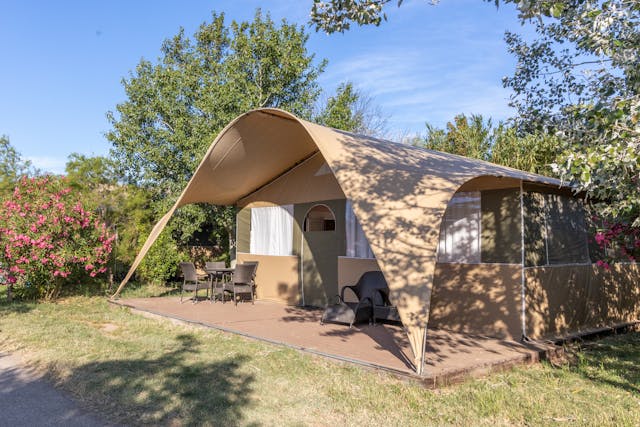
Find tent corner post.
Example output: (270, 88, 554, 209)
(415, 326, 428, 376)
(519, 180, 527, 340)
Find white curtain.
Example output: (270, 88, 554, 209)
(437, 192, 481, 263)
(250, 205, 294, 256)
(345, 200, 375, 258)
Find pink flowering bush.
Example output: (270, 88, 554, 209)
(592, 218, 640, 270)
(0, 176, 114, 300)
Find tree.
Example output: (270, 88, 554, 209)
(413, 113, 560, 175)
(502, 1, 640, 260)
(310, 1, 567, 34)
(418, 114, 492, 160)
(503, 2, 639, 204)
(0, 136, 34, 197)
(107, 9, 326, 255)
(490, 125, 560, 176)
(315, 81, 388, 136)
(64, 154, 157, 282)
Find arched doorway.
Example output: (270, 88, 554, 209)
(300, 204, 340, 307)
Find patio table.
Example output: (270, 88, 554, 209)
(205, 267, 234, 303)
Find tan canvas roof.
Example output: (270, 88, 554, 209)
(113, 108, 564, 373)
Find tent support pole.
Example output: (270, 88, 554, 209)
(519, 180, 527, 340)
(417, 325, 428, 376)
(300, 230, 305, 306)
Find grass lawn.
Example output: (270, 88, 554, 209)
(0, 286, 639, 426)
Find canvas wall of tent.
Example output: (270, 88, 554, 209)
(114, 108, 640, 375)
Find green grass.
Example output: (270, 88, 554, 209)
(0, 288, 639, 426)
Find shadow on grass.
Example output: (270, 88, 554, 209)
(566, 331, 640, 394)
(117, 281, 182, 299)
(67, 334, 256, 426)
(0, 298, 36, 315)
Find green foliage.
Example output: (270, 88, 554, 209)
(413, 114, 560, 175)
(419, 114, 493, 160)
(310, 1, 565, 34)
(0, 176, 114, 300)
(107, 9, 326, 257)
(311, 1, 398, 34)
(491, 125, 560, 176)
(64, 154, 155, 281)
(316, 82, 363, 131)
(503, 1, 640, 230)
(137, 225, 187, 285)
(315, 81, 388, 136)
(0, 135, 34, 197)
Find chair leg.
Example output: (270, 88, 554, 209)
(234, 287, 238, 306)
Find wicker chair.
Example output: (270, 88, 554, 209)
(321, 271, 396, 327)
(228, 263, 256, 306)
(179, 262, 209, 303)
(242, 261, 259, 286)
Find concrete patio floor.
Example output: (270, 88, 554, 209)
(113, 297, 556, 383)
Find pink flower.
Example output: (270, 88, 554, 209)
(594, 232, 608, 246)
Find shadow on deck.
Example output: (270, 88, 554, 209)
(111, 297, 555, 385)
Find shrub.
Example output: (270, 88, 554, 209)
(137, 225, 187, 285)
(593, 219, 640, 269)
(0, 176, 114, 300)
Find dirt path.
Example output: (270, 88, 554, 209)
(0, 352, 115, 426)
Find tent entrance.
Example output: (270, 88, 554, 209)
(301, 230, 340, 307)
(298, 203, 342, 307)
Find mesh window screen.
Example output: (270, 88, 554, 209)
(523, 191, 590, 266)
(545, 194, 590, 264)
(480, 189, 521, 263)
(523, 192, 547, 267)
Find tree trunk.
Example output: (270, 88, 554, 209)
(226, 224, 236, 263)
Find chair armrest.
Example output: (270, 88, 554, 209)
(340, 285, 359, 301)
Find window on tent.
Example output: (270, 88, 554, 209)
(304, 205, 336, 232)
(345, 199, 375, 259)
(437, 192, 481, 263)
(249, 205, 294, 256)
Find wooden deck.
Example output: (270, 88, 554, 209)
(113, 297, 555, 384)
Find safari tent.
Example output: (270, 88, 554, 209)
(114, 108, 640, 375)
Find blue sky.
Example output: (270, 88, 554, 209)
(0, 0, 528, 174)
